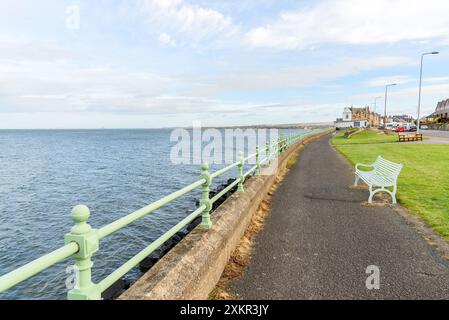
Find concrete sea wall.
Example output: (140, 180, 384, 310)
(119, 130, 331, 300)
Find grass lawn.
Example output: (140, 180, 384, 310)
(334, 139, 449, 240)
(333, 129, 398, 145)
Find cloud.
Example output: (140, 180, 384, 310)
(210, 56, 414, 92)
(0, 45, 176, 113)
(141, 0, 238, 45)
(245, 0, 449, 49)
(158, 32, 176, 46)
(424, 77, 449, 84)
(365, 75, 415, 87)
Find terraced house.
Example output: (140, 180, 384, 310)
(435, 99, 449, 119)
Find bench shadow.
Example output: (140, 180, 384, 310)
(304, 185, 392, 207)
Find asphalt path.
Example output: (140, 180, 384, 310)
(230, 134, 449, 299)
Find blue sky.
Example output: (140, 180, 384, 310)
(1, 0, 449, 128)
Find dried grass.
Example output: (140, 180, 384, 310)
(209, 133, 328, 300)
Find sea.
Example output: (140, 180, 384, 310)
(0, 128, 306, 300)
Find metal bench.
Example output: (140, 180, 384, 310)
(354, 156, 404, 204)
(398, 133, 423, 142)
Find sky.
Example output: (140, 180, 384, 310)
(1, 0, 449, 129)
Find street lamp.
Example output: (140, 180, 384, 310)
(417, 51, 439, 133)
(374, 96, 382, 113)
(373, 96, 382, 127)
(384, 84, 397, 128)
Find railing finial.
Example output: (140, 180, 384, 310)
(70, 205, 91, 234)
(65, 205, 100, 300)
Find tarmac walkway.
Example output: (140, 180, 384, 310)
(229, 134, 449, 299)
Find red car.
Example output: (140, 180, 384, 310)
(395, 126, 406, 132)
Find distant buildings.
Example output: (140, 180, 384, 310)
(435, 99, 449, 119)
(391, 114, 415, 124)
(335, 106, 381, 129)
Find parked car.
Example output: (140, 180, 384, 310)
(395, 126, 406, 132)
(408, 125, 417, 132)
(420, 125, 429, 130)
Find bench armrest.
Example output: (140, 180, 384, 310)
(355, 163, 374, 171)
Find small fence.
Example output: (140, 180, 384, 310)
(0, 129, 328, 300)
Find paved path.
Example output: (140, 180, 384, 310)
(420, 130, 449, 144)
(424, 129, 449, 139)
(230, 134, 449, 299)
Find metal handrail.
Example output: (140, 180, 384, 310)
(97, 179, 205, 240)
(0, 243, 79, 293)
(0, 128, 330, 299)
(97, 205, 206, 293)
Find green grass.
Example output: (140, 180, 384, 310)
(332, 129, 398, 145)
(335, 142, 449, 240)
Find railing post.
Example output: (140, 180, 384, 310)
(65, 205, 100, 300)
(277, 137, 281, 156)
(266, 142, 271, 166)
(280, 136, 285, 153)
(199, 163, 212, 229)
(237, 151, 244, 192)
(255, 146, 260, 176)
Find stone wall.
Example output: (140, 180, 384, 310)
(428, 123, 449, 131)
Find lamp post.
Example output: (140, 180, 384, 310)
(384, 84, 397, 128)
(373, 96, 382, 128)
(417, 51, 439, 133)
(374, 96, 382, 113)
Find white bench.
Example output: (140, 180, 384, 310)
(354, 156, 404, 204)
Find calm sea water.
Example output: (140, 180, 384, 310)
(0, 128, 305, 300)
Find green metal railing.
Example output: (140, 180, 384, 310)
(0, 129, 329, 300)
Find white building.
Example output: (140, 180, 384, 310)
(335, 107, 369, 129)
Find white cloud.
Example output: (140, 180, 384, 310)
(158, 32, 176, 46)
(246, 0, 449, 49)
(0, 46, 176, 113)
(365, 75, 415, 87)
(141, 0, 238, 45)
(424, 77, 449, 84)
(211, 56, 414, 92)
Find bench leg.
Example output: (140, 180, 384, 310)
(391, 192, 397, 204)
(369, 187, 397, 204)
(354, 175, 360, 187)
(391, 184, 398, 204)
(368, 185, 374, 203)
(383, 188, 397, 204)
